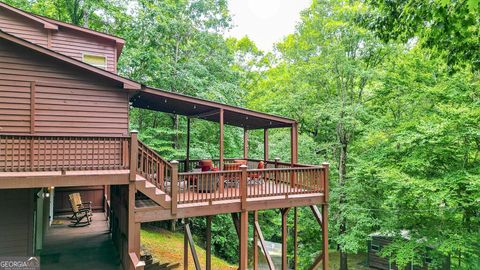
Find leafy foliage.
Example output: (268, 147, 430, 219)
(6, 0, 480, 269)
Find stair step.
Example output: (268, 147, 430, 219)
(145, 181, 156, 189)
(155, 189, 166, 196)
(136, 175, 146, 181)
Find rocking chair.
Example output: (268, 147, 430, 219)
(68, 193, 92, 220)
(68, 194, 91, 227)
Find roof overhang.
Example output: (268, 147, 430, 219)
(131, 87, 296, 129)
(0, 30, 140, 90)
(0, 2, 58, 30)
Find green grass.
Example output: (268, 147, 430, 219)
(141, 226, 237, 270)
(141, 226, 373, 270)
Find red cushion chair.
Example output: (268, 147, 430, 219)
(250, 161, 265, 179)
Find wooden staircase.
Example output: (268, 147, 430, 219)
(135, 140, 173, 210)
(135, 175, 170, 209)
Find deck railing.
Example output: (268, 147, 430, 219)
(174, 163, 326, 205)
(137, 140, 171, 193)
(0, 134, 130, 172)
(177, 170, 243, 204)
(0, 133, 327, 210)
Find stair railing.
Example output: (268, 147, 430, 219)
(136, 140, 172, 194)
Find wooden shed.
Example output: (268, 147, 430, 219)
(367, 232, 451, 270)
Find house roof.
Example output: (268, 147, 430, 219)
(0, 30, 140, 90)
(132, 87, 296, 129)
(0, 2, 125, 57)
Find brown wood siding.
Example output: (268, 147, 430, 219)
(0, 41, 129, 136)
(0, 189, 34, 256)
(0, 9, 48, 47)
(0, 80, 31, 133)
(54, 186, 104, 214)
(51, 27, 116, 73)
(0, 9, 117, 73)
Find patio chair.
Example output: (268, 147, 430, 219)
(68, 193, 92, 220)
(68, 194, 91, 227)
(248, 161, 265, 185)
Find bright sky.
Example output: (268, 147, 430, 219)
(227, 0, 311, 52)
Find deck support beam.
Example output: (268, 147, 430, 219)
(290, 123, 298, 164)
(281, 208, 290, 270)
(186, 118, 191, 172)
(290, 123, 298, 187)
(206, 216, 212, 270)
(253, 211, 258, 270)
(254, 212, 275, 270)
(231, 212, 240, 240)
(239, 210, 248, 270)
(322, 163, 329, 270)
(294, 207, 298, 269)
(264, 128, 268, 161)
(184, 218, 188, 270)
(185, 219, 201, 270)
(243, 128, 248, 159)
(219, 108, 224, 192)
(127, 180, 142, 270)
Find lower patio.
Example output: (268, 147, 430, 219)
(40, 213, 122, 270)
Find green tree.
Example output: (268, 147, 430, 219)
(248, 1, 390, 268)
(364, 0, 480, 70)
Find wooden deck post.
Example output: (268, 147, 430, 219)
(264, 128, 268, 161)
(185, 220, 201, 270)
(275, 158, 280, 183)
(129, 130, 138, 181)
(206, 215, 212, 270)
(239, 210, 249, 270)
(290, 123, 298, 165)
(253, 211, 259, 270)
(186, 118, 191, 172)
(243, 128, 248, 159)
(219, 108, 224, 193)
(290, 123, 298, 187)
(281, 208, 290, 270)
(294, 207, 298, 269)
(254, 218, 275, 270)
(184, 218, 189, 270)
(171, 160, 179, 215)
(322, 162, 330, 270)
(127, 182, 140, 258)
(240, 164, 247, 211)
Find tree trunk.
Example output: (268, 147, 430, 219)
(338, 140, 348, 270)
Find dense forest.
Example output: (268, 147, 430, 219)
(5, 0, 480, 269)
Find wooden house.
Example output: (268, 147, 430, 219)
(0, 2, 329, 270)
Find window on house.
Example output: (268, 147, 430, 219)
(83, 54, 107, 69)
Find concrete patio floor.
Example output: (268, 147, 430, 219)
(40, 213, 122, 270)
